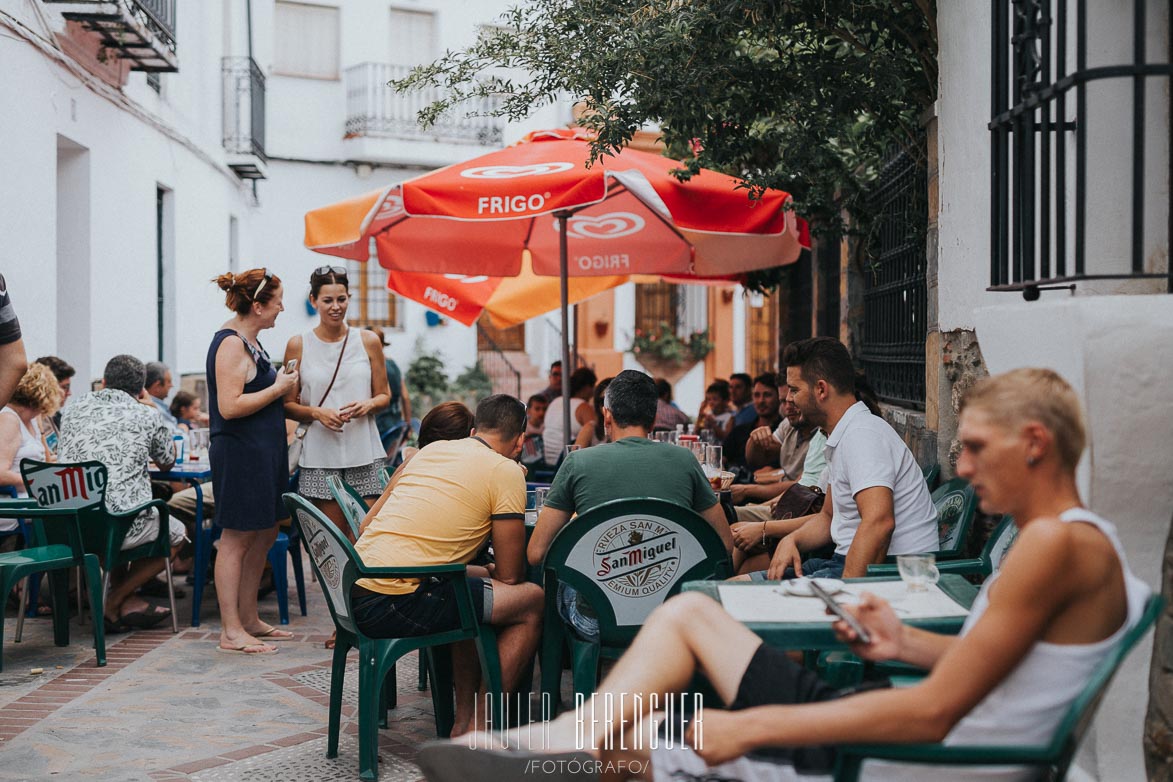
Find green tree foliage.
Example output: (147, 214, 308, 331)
(393, 1, 937, 289)
(405, 346, 450, 403)
(451, 361, 495, 402)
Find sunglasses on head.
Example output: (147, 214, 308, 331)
(312, 265, 348, 278)
(252, 267, 273, 300)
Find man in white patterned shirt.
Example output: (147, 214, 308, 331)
(59, 354, 186, 632)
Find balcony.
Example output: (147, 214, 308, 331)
(43, 0, 177, 72)
(343, 62, 504, 163)
(222, 57, 267, 180)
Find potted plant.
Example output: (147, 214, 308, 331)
(628, 322, 712, 382)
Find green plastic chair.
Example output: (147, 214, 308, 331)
(21, 459, 179, 632)
(832, 593, 1164, 781)
(325, 473, 429, 691)
(0, 498, 107, 672)
(325, 474, 369, 539)
(538, 498, 733, 714)
(921, 463, 941, 492)
(874, 477, 977, 566)
(284, 493, 503, 782)
(868, 516, 1018, 579)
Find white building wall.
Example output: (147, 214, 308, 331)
(937, 2, 1170, 779)
(1, 0, 566, 393)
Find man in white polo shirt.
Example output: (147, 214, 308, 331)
(745, 337, 937, 581)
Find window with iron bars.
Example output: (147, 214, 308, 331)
(858, 137, 928, 411)
(346, 259, 398, 328)
(989, 0, 1171, 297)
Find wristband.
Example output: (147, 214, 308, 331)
(761, 522, 768, 548)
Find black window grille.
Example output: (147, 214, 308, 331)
(859, 138, 928, 411)
(990, 0, 1172, 297)
(346, 259, 399, 329)
(634, 282, 680, 336)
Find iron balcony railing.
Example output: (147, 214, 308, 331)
(43, 0, 177, 70)
(476, 325, 522, 399)
(989, 0, 1172, 298)
(222, 57, 267, 161)
(344, 62, 504, 145)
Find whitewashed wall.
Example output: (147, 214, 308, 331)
(937, 1, 1170, 778)
(0, 0, 568, 392)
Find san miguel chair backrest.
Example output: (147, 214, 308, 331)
(286, 492, 364, 637)
(931, 477, 978, 557)
(984, 516, 1018, 574)
(542, 498, 732, 648)
(20, 459, 109, 551)
(325, 474, 369, 540)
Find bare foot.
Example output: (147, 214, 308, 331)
(220, 630, 275, 654)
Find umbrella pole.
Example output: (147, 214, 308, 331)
(557, 211, 572, 452)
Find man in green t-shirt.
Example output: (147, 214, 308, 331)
(527, 370, 734, 641)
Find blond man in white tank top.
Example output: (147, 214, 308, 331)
(417, 368, 1151, 782)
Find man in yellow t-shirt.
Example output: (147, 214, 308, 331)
(353, 394, 541, 737)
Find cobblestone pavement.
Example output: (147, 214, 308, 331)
(0, 566, 464, 782)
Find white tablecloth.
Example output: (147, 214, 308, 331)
(717, 580, 969, 624)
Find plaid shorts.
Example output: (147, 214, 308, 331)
(298, 459, 386, 500)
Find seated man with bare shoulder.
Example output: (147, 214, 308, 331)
(417, 368, 1152, 782)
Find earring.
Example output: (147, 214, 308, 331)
(1026, 455, 1038, 467)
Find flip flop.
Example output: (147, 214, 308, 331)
(119, 607, 171, 630)
(417, 742, 597, 782)
(217, 643, 278, 655)
(103, 617, 132, 635)
(252, 627, 295, 640)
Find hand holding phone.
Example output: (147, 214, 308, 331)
(809, 581, 872, 645)
(285, 359, 298, 373)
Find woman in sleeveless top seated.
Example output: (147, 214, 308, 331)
(0, 363, 58, 541)
(417, 368, 1152, 782)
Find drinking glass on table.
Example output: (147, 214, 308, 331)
(897, 553, 940, 592)
(705, 445, 723, 472)
(534, 487, 549, 513)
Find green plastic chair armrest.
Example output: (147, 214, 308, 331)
(867, 558, 986, 578)
(0, 497, 37, 509)
(865, 563, 900, 577)
(107, 498, 171, 521)
(838, 742, 1050, 765)
(355, 563, 468, 579)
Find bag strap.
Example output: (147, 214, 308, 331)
(315, 328, 350, 408)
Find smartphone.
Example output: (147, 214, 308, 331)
(285, 359, 298, 373)
(808, 581, 871, 645)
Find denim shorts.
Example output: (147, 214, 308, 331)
(351, 577, 493, 638)
(556, 583, 600, 643)
(747, 553, 846, 582)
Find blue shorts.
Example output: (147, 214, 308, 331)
(351, 577, 493, 638)
(747, 553, 846, 582)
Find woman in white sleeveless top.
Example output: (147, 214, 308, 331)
(0, 363, 57, 534)
(417, 367, 1152, 782)
(283, 266, 389, 540)
(542, 367, 597, 464)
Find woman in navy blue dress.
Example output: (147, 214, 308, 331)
(207, 268, 299, 655)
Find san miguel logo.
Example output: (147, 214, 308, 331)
(27, 464, 105, 508)
(593, 518, 680, 598)
(303, 513, 341, 591)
